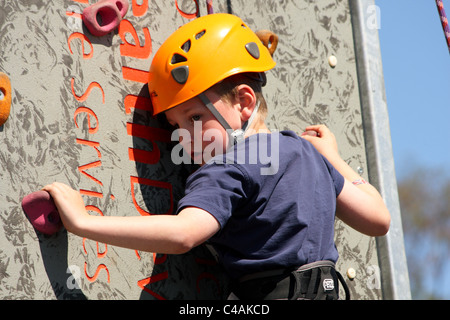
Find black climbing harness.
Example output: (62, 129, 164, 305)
(231, 260, 351, 300)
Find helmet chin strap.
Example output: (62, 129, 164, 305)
(198, 93, 260, 147)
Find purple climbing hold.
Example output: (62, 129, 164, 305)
(22, 190, 63, 235)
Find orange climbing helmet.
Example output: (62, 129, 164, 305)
(148, 13, 276, 115)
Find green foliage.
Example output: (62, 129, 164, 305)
(397, 166, 450, 300)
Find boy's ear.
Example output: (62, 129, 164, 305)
(236, 85, 257, 122)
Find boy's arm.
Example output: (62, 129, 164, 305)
(43, 182, 220, 254)
(301, 125, 390, 236)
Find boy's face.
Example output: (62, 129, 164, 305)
(165, 90, 243, 165)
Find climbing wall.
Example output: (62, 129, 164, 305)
(0, 0, 390, 299)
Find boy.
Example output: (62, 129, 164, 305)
(44, 14, 390, 299)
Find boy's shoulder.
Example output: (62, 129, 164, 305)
(200, 130, 306, 177)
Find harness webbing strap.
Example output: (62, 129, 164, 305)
(198, 92, 260, 146)
(238, 260, 336, 283)
(198, 93, 232, 131)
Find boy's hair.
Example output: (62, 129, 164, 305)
(209, 72, 268, 120)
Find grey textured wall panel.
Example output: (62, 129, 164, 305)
(0, 0, 397, 299)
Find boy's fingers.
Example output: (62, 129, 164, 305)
(304, 124, 325, 135)
(42, 182, 73, 196)
(41, 184, 55, 193)
(305, 124, 334, 138)
(301, 130, 318, 137)
(304, 124, 324, 130)
(42, 182, 60, 192)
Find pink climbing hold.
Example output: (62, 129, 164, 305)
(108, 0, 128, 18)
(82, 0, 129, 37)
(22, 191, 63, 235)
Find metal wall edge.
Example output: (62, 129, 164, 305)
(349, 0, 411, 300)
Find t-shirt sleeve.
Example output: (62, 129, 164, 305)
(176, 164, 250, 229)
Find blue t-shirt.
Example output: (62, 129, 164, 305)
(177, 130, 344, 280)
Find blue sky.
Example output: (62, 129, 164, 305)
(377, 1, 450, 299)
(377, 1, 450, 179)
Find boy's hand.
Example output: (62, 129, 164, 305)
(42, 182, 89, 233)
(301, 124, 339, 161)
(301, 124, 390, 236)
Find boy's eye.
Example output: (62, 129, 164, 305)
(191, 115, 201, 122)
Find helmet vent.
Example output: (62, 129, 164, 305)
(171, 53, 187, 65)
(181, 40, 191, 53)
(195, 30, 206, 40)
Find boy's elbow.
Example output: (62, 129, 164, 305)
(173, 241, 194, 255)
(171, 233, 197, 254)
(379, 214, 391, 236)
(370, 210, 391, 237)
